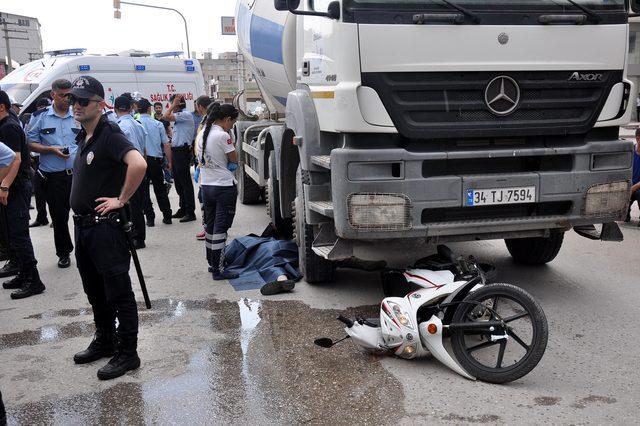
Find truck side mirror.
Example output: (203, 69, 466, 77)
(274, 0, 300, 11)
(327, 1, 340, 19)
(632, 0, 640, 13)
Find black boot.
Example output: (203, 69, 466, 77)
(97, 350, 141, 380)
(0, 259, 19, 278)
(2, 272, 24, 289)
(10, 267, 45, 300)
(73, 331, 117, 364)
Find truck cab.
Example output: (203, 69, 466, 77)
(235, 0, 635, 282)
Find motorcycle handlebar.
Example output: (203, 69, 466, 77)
(337, 315, 354, 328)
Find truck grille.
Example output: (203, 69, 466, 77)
(421, 201, 573, 224)
(361, 71, 622, 139)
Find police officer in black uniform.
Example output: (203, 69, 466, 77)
(0, 90, 45, 299)
(67, 76, 147, 380)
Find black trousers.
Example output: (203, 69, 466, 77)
(171, 148, 195, 215)
(144, 157, 172, 220)
(31, 157, 48, 223)
(6, 179, 37, 272)
(129, 186, 146, 243)
(42, 171, 73, 257)
(75, 222, 138, 352)
(202, 185, 237, 271)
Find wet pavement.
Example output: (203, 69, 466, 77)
(2, 198, 640, 425)
(5, 298, 402, 425)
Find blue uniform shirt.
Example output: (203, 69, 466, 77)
(116, 114, 147, 153)
(27, 106, 80, 172)
(0, 141, 16, 167)
(171, 110, 195, 148)
(192, 111, 203, 141)
(139, 114, 169, 158)
(633, 144, 640, 186)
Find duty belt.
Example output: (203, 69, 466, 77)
(171, 145, 191, 152)
(73, 211, 123, 228)
(42, 169, 73, 176)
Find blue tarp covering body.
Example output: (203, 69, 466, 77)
(224, 236, 301, 291)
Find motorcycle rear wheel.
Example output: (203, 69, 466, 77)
(450, 283, 548, 384)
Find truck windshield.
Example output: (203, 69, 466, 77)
(347, 0, 623, 8)
(343, 0, 626, 24)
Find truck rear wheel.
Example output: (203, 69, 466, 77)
(505, 233, 564, 265)
(238, 160, 262, 205)
(293, 167, 335, 283)
(266, 152, 293, 239)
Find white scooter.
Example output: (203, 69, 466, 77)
(316, 246, 548, 384)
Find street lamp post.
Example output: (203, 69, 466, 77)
(113, 0, 191, 58)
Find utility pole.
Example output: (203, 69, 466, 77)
(113, 0, 191, 58)
(1, 18, 29, 73)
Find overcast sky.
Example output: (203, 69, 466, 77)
(3, 0, 239, 58)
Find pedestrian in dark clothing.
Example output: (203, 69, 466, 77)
(68, 76, 147, 380)
(0, 90, 45, 299)
(625, 128, 640, 225)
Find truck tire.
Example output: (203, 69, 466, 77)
(293, 167, 335, 283)
(238, 160, 262, 205)
(266, 152, 293, 239)
(504, 233, 564, 265)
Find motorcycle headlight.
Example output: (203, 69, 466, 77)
(389, 302, 414, 330)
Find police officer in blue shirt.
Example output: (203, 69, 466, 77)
(163, 94, 196, 223)
(27, 79, 79, 269)
(192, 95, 212, 141)
(137, 98, 173, 226)
(27, 97, 52, 228)
(115, 96, 148, 248)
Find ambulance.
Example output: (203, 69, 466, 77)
(0, 49, 205, 118)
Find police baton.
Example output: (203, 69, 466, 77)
(111, 207, 152, 309)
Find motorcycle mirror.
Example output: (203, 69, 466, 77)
(314, 338, 335, 348)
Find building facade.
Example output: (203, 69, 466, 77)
(199, 51, 262, 106)
(0, 12, 43, 77)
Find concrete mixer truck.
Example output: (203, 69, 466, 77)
(234, 0, 636, 283)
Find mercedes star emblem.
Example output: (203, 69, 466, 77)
(484, 76, 520, 116)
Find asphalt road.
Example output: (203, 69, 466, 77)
(1, 190, 639, 425)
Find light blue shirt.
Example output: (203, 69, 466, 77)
(104, 110, 118, 123)
(116, 114, 147, 153)
(27, 106, 80, 172)
(139, 114, 168, 158)
(171, 110, 195, 148)
(0, 142, 16, 168)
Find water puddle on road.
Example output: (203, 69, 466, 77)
(6, 298, 405, 425)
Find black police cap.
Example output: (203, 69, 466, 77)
(71, 76, 105, 99)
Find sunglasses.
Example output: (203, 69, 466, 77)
(65, 94, 100, 107)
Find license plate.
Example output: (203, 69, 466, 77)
(466, 186, 536, 206)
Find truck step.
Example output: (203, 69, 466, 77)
(310, 155, 331, 169)
(311, 223, 353, 261)
(307, 200, 334, 218)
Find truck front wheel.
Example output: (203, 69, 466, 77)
(237, 160, 262, 205)
(293, 167, 335, 283)
(505, 233, 564, 265)
(266, 152, 293, 239)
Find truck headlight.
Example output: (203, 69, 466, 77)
(347, 193, 412, 231)
(584, 181, 629, 217)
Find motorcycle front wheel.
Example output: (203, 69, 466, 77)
(450, 283, 548, 384)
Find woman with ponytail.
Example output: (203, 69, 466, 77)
(194, 102, 240, 280)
